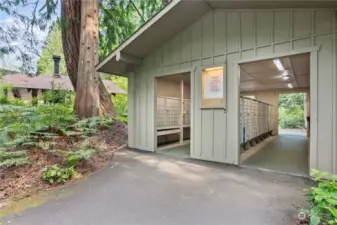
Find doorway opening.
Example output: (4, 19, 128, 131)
(238, 53, 310, 176)
(278, 93, 308, 136)
(155, 72, 191, 158)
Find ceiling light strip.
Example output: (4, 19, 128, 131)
(273, 59, 284, 71)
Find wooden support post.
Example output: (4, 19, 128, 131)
(304, 93, 308, 128)
(164, 97, 167, 127)
(180, 79, 184, 144)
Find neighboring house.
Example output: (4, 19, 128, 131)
(0, 56, 126, 100)
(96, 0, 337, 176)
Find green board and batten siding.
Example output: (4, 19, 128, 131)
(128, 9, 337, 174)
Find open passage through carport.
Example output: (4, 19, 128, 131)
(239, 53, 310, 176)
(242, 131, 308, 176)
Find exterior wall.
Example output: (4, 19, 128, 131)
(8, 88, 42, 100)
(242, 87, 310, 135)
(128, 9, 337, 173)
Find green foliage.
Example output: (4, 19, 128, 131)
(99, 0, 136, 58)
(41, 165, 75, 184)
(51, 140, 96, 167)
(70, 116, 114, 137)
(119, 116, 128, 124)
(41, 89, 74, 106)
(0, 103, 77, 148)
(279, 107, 305, 128)
(0, 100, 115, 151)
(64, 148, 96, 167)
(109, 75, 127, 121)
(279, 93, 304, 110)
(1, 0, 165, 72)
(99, 0, 164, 58)
(37, 23, 67, 76)
(0, 84, 11, 104)
(0, 149, 30, 167)
(300, 169, 337, 225)
(0, 69, 17, 76)
(278, 93, 305, 129)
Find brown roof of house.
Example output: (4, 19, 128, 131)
(0, 74, 126, 94)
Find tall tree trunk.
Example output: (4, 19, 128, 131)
(61, 0, 116, 118)
(73, 0, 100, 119)
(61, 0, 80, 88)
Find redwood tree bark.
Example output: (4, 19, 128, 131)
(61, 0, 116, 118)
(61, 0, 80, 88)
(73, 0, 101, 118)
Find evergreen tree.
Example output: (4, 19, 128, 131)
(37, 24, 67, 75)
(1, 0, 167, 118)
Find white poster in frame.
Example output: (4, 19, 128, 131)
(201, 66, 225, 108)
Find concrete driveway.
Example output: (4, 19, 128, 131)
(1, 150, 312, 225)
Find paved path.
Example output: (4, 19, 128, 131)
(1, 150, 312, 225)
(243, 133, 308, 176)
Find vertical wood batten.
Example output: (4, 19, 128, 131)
(332, 10, 336, 173)
(195, 67, 202, 157)
(289, 11, 293, 50)
(311, 11, 315, 46)
(270, 11, 274, 51)
(310, 48, 319, 170)
(180, 80, 184, 144)
(190, 68, 195, 157)
(253, 12, 257, 56)
(135, 71, 141, 148)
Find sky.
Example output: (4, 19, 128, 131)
(0, 1, 61, 72)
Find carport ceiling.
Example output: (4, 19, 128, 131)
(157, 73, 191, 84)
(240, 53, 310, 91)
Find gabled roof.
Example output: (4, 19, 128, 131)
(0, 74, 126, 94)
(96, 0, 337, 76)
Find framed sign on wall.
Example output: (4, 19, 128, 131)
(201, 66, 226, 108)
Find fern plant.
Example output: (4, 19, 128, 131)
(70, 116, 114, 137)
(50, 140, 96, 167)
(0, 149, 30, 167)
(0, 103, 78, 149)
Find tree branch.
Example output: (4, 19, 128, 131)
(129, 0, 145, 23)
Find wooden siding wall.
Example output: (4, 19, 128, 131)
(129, 9, 337, 173)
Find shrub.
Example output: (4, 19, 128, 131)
(41, 165, 75, 184)
(300, 169, 337, 225)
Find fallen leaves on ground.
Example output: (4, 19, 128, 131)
(0, 121, 127, 204)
